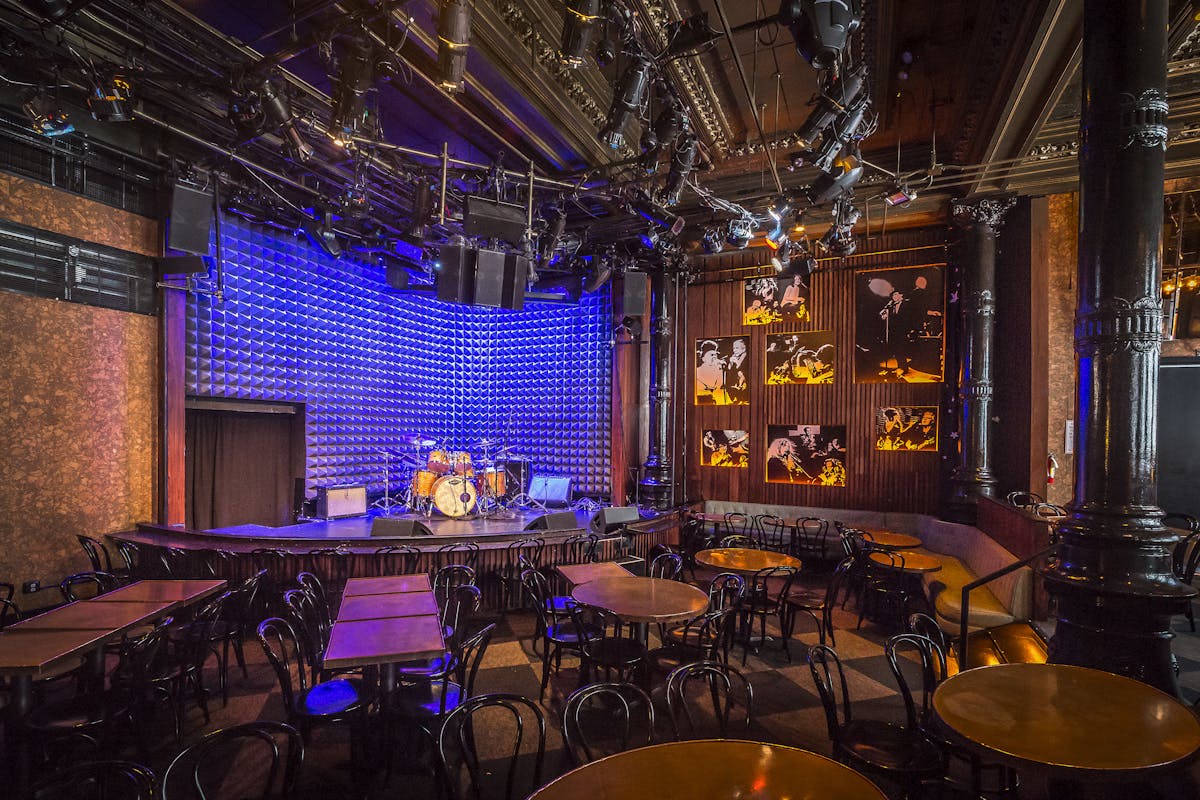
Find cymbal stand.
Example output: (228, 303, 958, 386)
(371, 450, 403, 515)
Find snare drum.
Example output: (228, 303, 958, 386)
(433, 475, 476, 518)
(411, 469, 438, 498)
(451, 451, 474, 477)
(475, 467, 506, 497)
(427, 449, 452, 475)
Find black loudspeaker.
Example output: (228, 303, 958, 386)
(370, 517, 434, 537)
(437, 243, 474, 304)
(524, 510, 580, 531)
(168, 183, 213, 256)
(474, 249, 527, 310)
(590, 505, 641, 534)
(500, 458, 531, 497)
(156, 255, 211, 276)
(463, 195, 527, 243)
(624, 271, 648, 315)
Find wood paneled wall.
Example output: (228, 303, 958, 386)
(683, 229, 949, 514)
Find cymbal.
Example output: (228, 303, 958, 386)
(474, 438, 502, 447)
(397, 433, 433, 446)
(416, 439, 438, 447)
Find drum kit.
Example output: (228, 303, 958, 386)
(374, 433, 527, 519)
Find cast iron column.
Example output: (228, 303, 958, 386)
(1044, 0, 1194, 694)
(946, 196, 1015, 524)
(640, 267, 675, 510)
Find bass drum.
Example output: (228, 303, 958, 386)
(433, 475, 477, 518)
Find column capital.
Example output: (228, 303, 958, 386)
(952, 195, 1017, 231)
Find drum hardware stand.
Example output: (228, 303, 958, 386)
(371, 450, 403, 515)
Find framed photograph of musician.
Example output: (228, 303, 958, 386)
(695, 336, 751, 406)
(853, 265, 945, 383)
(765, 331, 836, 385)
(875, 406, 939, 452)
(700, 429, 750, 468)
(765, 424, 848, 486)
(742, 275, 812, 325)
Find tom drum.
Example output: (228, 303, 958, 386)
(475, 467, 506, 497)
(433, 475, 477, 518)
(411, 469, 438, 498)
(451, 451, 474, 477)
(427, 449, 452, 475)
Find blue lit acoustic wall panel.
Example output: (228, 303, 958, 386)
(186, 216, 611, 498)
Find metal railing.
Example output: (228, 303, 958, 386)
(958, 544, 1058, 666)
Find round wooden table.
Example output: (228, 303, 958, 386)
(571, 577, 708, 624)
(861, 530, 922, 550)
(696, 547, 803, 575)
(933, 663, 1200, 777)
(868, 549, 941, 573)
(527, 739, 887, 800)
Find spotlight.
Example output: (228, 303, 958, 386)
(779, 0, 864, 70)
(260, 78, 313, 163)
(330, 33, 376, 145)
(810, 94, 869, 172)
(87, 71, 133, 122)
(726, 216, 754, 249)
(639, 227, 660, 249)
(403, 179, 435, 244)
(701, 227, 725, 254)
(595, 37, 617, 67)
(883, 182, 917, 207)
(663, 132, 698, 206)
(817, 198, 860, 257)
(806, 151, 863, 205)
(559, 0, 603, 67)
(437, 0, 472, 93)
(794, 62, 867, 151)
(303, 209, 342, 258)
(640, 104, 688, 173)
(599, 56, 654, 149)
(583, 258, 613, 292)
(22, 90, 73, 137)
(765, 198, 792, 250)
(540, 209, 567, 263)
(629, 191, 683, 233)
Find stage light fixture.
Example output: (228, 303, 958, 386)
(817, 198, 860, 257)
(807, 151, 863, 205)
(260, 78, 313, 163)
(640, 104, 688, 173)
(437, 0, 472, 93)
(403, 179, 435, 244)
(639, 227, 660, 250)
(303, 209, 342, 258)
(559, 0, 603, 67)
(663, 132, 698, 206)
(794, 62, 867, 150)
(22, 90, 73, 137)
(701, 227, 725, 254)
(779, 0, 863, 70)
(583, 258, 613, 292)
(540, 209, 567, 263)
(330, 33, 376, 146)
(662, 13, 721, 57)
(764, 198, 792, 250)
(595, 37, 617, 67)
(726, 216, 754, 249)
(810, 94, 869, 172)
(87, 71, 133, 122)
(599, 56, 653, 149)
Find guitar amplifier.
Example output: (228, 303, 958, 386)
(315, 484, 367, 519)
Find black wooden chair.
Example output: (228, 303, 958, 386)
(718, 534, 757, 549)
(27, 760, 157, 800)
(493, 537, 544, 613)
(571, 603, 647, 686)
(435, 542, 480, 571)
(437, 693, 546, 800)
(738, 565, 799, 663)
(648, 551, 683, 581)
(755, 514, 790, 552)
(721, 512, 750, 539)
(375, 544, 422, 576)
(648, 606, 738, 675)
(521, 569, 589, 696)
(808, 644, 943, 799)
(161, 720, 303, 800)
(562, 681, 655, 765)
(77, 535, 132, 582)
(664, 660, 753, 740)
(857, 550, 914, 630)
(795, 517, 831, 563)
(705, 571, 745, 611)
(60, 571, 119, 602)
(784, 556, 853, 648)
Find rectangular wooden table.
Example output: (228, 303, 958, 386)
(556, 560, 635, 587)
(89, 579, 227, 605)
(323, 573, 445, 692)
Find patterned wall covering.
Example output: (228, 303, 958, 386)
(186, 216, 612, 498)
(1045, 193, 1078, 507)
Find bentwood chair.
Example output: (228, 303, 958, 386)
(721, 512, 750, 539)
(784, 557, 853, 648)
(27, 760, 158, 800)
(648, 551, 683, 581)
(571, 603, 647, 687)
(562, 682, 655, 765)
(60, 571, 119, 601)
(648, 606, 738, 675)
(437, 693, 546, 800)
(435, 542, 480, 571)
(493, 537, 544, 614)
(738, 566, 799, 663)
(795, 517, 831, 564)
(808, 644, 943, 799)
(664, 660, 753, 740)
(161, 721, 303, 800)
(77, 535, 131, 582)
(522, 570, 592, 696)
(755, 514, 790, 552)
(375, 544, 422, 576)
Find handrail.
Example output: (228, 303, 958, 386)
(958, 544, 1058, 666)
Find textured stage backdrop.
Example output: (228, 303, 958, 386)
(186, 216, 612, 498)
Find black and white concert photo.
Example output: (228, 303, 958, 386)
(765, 331, 836, 385)
(764, 424, 848, 486)
(694, 336, 751, 406)
(875, 406, 939, 452)
(742, 275, 812, 325)
(853, 265, 944, 383)
(700, 429, 750, 468)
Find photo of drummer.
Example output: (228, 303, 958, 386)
(694, 336, 751, 406)
(875, 406, 939, 452)
(700, 429, 750, 468)
(765, 331, 836, 385)
(765, 424, 848, 486)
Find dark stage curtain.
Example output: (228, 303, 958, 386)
(186, 409, 294, 530)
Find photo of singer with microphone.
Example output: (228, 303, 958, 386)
(694, 336, 750, 406)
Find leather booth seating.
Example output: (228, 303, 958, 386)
(700, 502, 1033, 634)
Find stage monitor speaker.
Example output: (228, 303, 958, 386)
(168, 183, 213, 256)
(624, 271, 648, 315)
(590, 505, 641, 534)
(437, 243, 475, 304)
(529, 475, 572, 506)
(315, 484, 367, 519)
(524, 510, 580, 531)
(463, 195, 527, 243)
(370, 517, 433, 537)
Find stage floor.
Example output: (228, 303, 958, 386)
(206, 508, 593, 541)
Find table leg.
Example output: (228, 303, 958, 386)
(8, 674, 33, 794)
